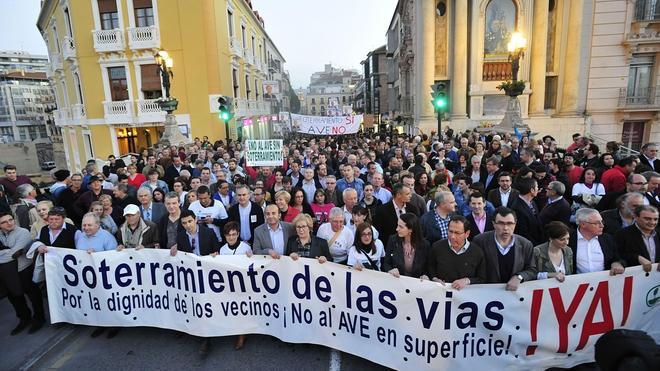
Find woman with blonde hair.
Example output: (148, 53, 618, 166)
(285, 213, 331, 262)
(30, 200, 74, 238)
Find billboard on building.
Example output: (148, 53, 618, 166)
(262, 81, 280, 99)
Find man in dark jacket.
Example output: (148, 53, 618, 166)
(615, 205, 660, 270)
(539, 181, 571, 226)
(570, 208, 626, 275)
(510, 178, 546, 246)
(227, 185, 264, 245)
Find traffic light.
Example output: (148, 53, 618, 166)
(430, 81, 449, 112)
(217, 96, 234, 121)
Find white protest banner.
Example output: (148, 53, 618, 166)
(244, 140, 283, 167)
(45, 248, 659, 371)
(290, 113, 362, 135)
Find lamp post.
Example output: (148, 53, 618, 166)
(495, 31, 530, 135)
(154, 50, 188, 146)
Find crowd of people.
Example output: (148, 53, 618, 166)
(0, 130, 658, 357)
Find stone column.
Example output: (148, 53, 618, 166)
(420, 0, 436, 119)
(529, 0, 549, 116)
(558, 0, 583, 116)
(451, 0, 468, 119)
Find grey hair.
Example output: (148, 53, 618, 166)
(137, 187, 153, 197)
(81, 212, 100, 226)
(116, 183, 129, 193)
(342, 187, 357, 199)
(16, 183, 34, 198)
(329, 207, 344, 220)
(470, 155, 481, 163)
(633, 204, 659, 217)
(641, 171, 660, 181)
(575, 208, 600, 224)
(434, 190, 453, 205)
(165, 191, 180, 201)
(501, 144, 512, 153)
(325, 175, 337, 181)
(548, 181, 565, 196)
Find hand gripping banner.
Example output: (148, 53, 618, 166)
(45, 248, 659, 370)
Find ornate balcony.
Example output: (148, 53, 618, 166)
(137, 99, 167, 123)
(53, 108, 70, 126)
(127, 26, 160, 50)
(92, 29, 124, 53)
(71, 104, 87, 122)
(229, 36, 242, 57)
(62, 36, 76, 60)
(103, 100, 133, 123)
(244, 49, 255, 66)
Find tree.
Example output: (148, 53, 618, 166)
(289, 89, 301, 113)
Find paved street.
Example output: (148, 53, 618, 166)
(0, 297, 383, 371)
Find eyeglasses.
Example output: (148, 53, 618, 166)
(631, 182, 648, 186)
(295, 225, 308, 230)
(226, 232, 239, 237)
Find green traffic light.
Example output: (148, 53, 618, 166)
(434, 98, 446, 109)
(219, 111, 230, 120)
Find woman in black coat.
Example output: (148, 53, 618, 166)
(382, 213, 429, 279)
(286, 213, 332, 263)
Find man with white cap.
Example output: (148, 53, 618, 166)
(116, 204, 159, 250)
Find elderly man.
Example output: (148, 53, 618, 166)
(341, 188, 358, 225)
(75, 213, 117, 253)
(401, 172, 427, 215)
(570, 208, 626, 275)
(73, 176, 113, 223)
(158, 192, 183, 250)
(639, 142, 660, 171)
(420, 190, 457, 245)
(13, 183, 38, 229)
(471, 207, 537, 290)
(428, 215, 487, 290)
(371, 172, 392, 204)
(598, 173, 649, 211)
(0, 211, 43, 334)
(253, 204, 295, 256)
(116, 204, 159, 250)
(642, 171, 660, 208)
(539, 180, 571, 226)
(188, 185, 228, 242)
(137, 187, 167, 225)
(227, 184, 264, 245)
(615, 205, 660, 272)
(316, 207, 355, 264)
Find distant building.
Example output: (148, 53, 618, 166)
(0, 50, 48, 75)
(304, 64, 361, 116)
(358, 45, 388, 118)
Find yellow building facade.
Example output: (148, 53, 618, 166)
(38, 0, 283, 171)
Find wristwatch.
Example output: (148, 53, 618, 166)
(516, 274, 524, 282)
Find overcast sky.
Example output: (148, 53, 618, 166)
(1, 0, 397, 88)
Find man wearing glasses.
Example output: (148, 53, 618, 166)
(472, 207, 537, 291)
(570, 208, 626, 275)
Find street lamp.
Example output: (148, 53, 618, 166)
(154, 49, 188, 146)
(507, 31, 527, 82)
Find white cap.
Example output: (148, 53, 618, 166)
(123, 204, 140, 216)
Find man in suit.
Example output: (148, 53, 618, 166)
(253, 204, 295, 256)
(480, 156, 501, 196)
(488, 172, 519, 208)
(570, 208, 626, 275)
(373, 184, 420, 244)
(137, 187, 167, 225)
(158, 192, 184, 249)
(227, 184, 264, 245)
(642, 171, 660, 208)
(601, 192, 644, 236)
(638, 143, 660, 172)
(401, 173, 427, 215)
(471, 207, 537, 290)
(170, 209, 219, 356)
(510, 177, 546, 246)
(465, 192, 493, 239)
(615, 205, 660, 271)
(539, 181, 571, 226)
(597, 173, 647, 211)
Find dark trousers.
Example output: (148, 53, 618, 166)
(0, 260, 31, 321)
(19, 264, 45, 321)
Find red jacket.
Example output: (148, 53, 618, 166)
(601, 165, 627, 193)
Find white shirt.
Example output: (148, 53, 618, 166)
(571, 183, 606, 196)
(317, 223, 354, 263)
(343, 206, 353, 225)
(268, 223, 285, 255)
(499, 188, 511, 207)
(187, 199, 228, 241)
(372, 187, 393, 204)
(238, 203, 252, 241)
(219, 241, 252, 255)
(301, 179, 317, 204)
(576, 230, 605, 274)
(347, 240, 385, 270)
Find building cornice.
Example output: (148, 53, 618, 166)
(37, 0, 58, 33)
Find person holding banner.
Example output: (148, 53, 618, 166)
(347, 222, 385, 271)
(533, 221, 574, 281)
(75, 213, 118, 253)
(471, 207, 537, 291)
(382, 212, 430, 279)
(428, 215, 486, 289)
(171, 209, 220, 356)
(286, 213, 331, 263)
(253, 204, 295, 256)
(316, 207, 355, 264)
(116, 204, 159, 251)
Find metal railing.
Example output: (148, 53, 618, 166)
(103, 100, 133, 123)
(588, 133, 640, 157)
(635, 0, 659, 21)
(618, 87, 659, 108)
